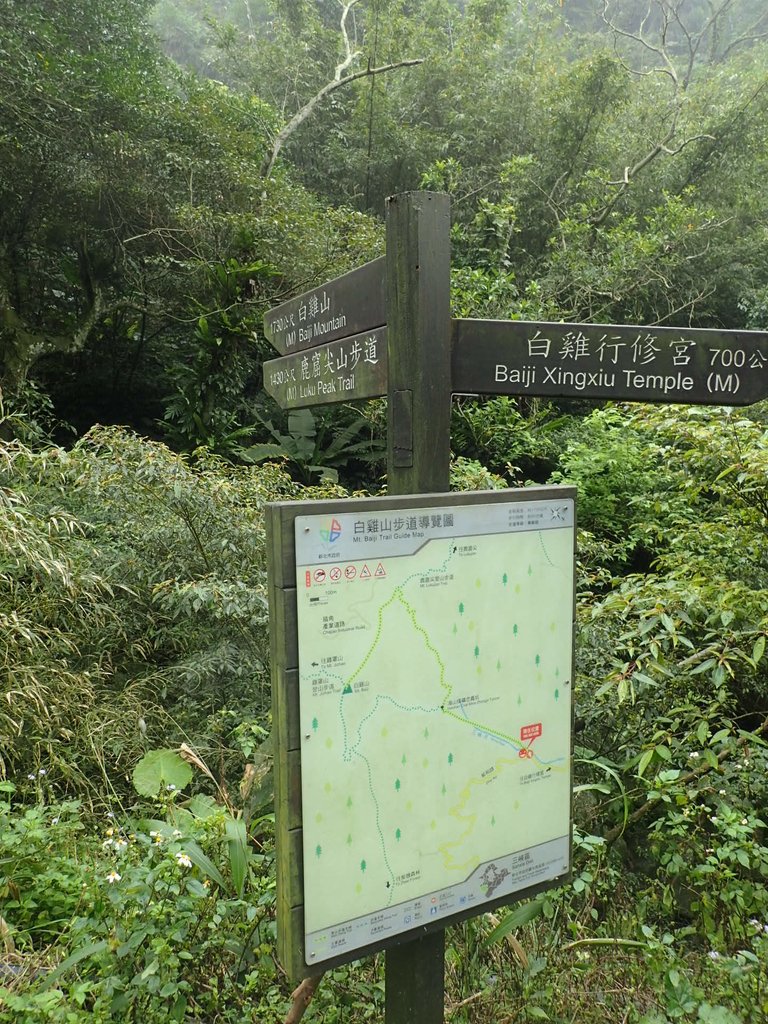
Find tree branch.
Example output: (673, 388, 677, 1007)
(591, 128, 676, 226)
(720, 26, 768, 63)
(284, 974, 324, 1024)
(262, 58, 424, 177)
(601, 0, 679, 87)
(260, 0, 423, 176)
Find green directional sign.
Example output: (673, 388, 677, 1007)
(263, 328, 388, 409)
(264, 257, 386, 356)
(452, 319, 768, 405)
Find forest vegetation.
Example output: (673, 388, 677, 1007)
(2, 0, 768, 1021)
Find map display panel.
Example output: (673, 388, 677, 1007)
(295, 496, 575, 964)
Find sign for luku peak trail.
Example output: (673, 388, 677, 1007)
(267, 488, 575, 973)
(263, 327, 388, 410)
(452, 319, 768, 405)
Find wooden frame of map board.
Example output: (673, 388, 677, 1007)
(267, 485, 577, 980)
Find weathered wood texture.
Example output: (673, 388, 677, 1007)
(385, 192, 452, 492)
(383, 191, 452, 1022)
(264, 257, 386, 355)
(263, 327, 388, 409)
(452, 318, 768, 405)
(385, 931, 446, 1024)
(267, 504, 307, 978)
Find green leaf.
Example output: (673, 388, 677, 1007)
(752, 635, 765, 665)
(171, 995, 188, 1022)
(485, 898, 544, 944)
(188, 794, 219, 819)
(690, 658, 717, 675)
(697, 1005, 743, 1024)
(225, 817, 249, 897)
(132, 749, 192, 798)
(241, 443, 290, 463)
(40, 940, 109, 990)
(638, 749, 654, 778)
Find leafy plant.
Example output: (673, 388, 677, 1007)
(132, 750, 193, 799)
(243, 407, 383, 485)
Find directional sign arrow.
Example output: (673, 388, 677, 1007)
(263, 327, 388, 409)
(451, 319, 768, 406)
(264, 257, 386, 356)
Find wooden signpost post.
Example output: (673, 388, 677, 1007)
(264, 192, 768, 1024)
(381, 193, 452, 1024)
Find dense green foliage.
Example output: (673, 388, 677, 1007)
(3, 0, 768, 446)
(3, 405, 768, 1022)
(2, 0, 768, 1021)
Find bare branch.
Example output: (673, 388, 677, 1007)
(593, 127, 675, 225)
(651, 287, 716, 327)
(601, 0, 679, 87)
(660, 132, 716, 155)
(591, 4, 731, 227)
(284, 974, 324, 1024)
(720, 26, 768, 63)
(335, 0, 362, 81)
(261, 0, 424, 176)
(262, 58, 424, 177)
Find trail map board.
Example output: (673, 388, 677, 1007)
(271, 488, 575, 968)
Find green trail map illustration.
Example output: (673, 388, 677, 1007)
(295, 497, 574, 963)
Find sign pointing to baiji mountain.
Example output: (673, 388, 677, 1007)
(451, 319, 768, 406)
(263, 256, 386, 356)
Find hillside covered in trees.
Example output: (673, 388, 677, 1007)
(2, 2, 768, 1022)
